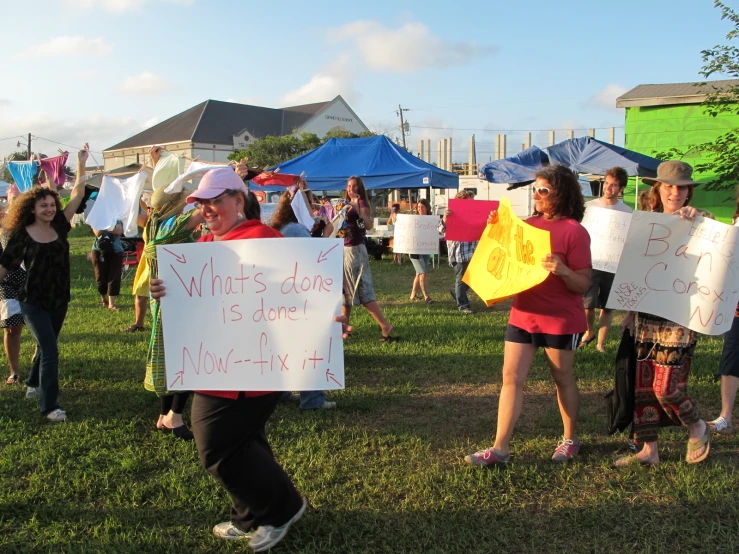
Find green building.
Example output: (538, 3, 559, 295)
(617, 79, 739, 222)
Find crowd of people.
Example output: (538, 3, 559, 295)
(1, 151, 737, 550)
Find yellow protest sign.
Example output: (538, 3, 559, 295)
(463, 196, 552, 306)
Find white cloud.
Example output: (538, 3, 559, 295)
(119, 72, 173, 96)
(584, 83, 628, 110)
(332, 20, 495, 72)
(0, 112, 153, 166)
(280, 55, 359, 106)
(15, 36, 113, 59)
(65, 0, 195, 13)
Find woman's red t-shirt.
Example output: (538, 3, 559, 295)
(196, 219, 283, 399)
(508, 216, 591, 335)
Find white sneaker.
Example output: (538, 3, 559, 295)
(212, 521, 252, 541)
(248, 498, 307, 552)
(46, 409, 67, 422)
(26, 387, 39, 399)
(320, 401, 337, 410)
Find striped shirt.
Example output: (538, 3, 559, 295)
(446, 240, 478, 265)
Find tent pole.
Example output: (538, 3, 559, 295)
(635, 176, 639, 210)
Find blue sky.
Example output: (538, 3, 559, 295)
(0, 0, 731, 166)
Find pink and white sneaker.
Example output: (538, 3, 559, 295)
(552, 437, 581, 462)
(464, 447, 510, 466)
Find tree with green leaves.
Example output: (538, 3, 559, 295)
(227, 128, 376, 168)
(657, 1, 739, 191)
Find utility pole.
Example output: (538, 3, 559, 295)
(397, 105, 410, 149)
(27, 133, 32, 160)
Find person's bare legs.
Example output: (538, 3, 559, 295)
(132, 295, 147, 328)
(108, 295, 118, 310)
(596, 309, 613, 352)
(717, 375, 739, 426)
(419, 273, 430, 300)
(581, 309, 596, 344)
(363, 300, 393, 337)
(544, 348, 579, 440)
(492, 342, 537, 454)
(410, 275, 421, 300)
(635, 440, 660, 463)
(4, 325, 22, 380)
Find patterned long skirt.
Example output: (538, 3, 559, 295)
(632, 313, 701, 444)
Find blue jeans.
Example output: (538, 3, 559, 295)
(453, 262, 471, 310)
(280, 390, 327, 409)
(21, 302, 68, 415)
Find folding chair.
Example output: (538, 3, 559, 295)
(122, 240, 144, 281)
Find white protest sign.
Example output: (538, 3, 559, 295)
(393, 214, 440, 255)
(581, 206, 631, 273)
(157, 238, 345, 390)
(606, 211, 739, 335)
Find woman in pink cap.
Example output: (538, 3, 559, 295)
(150, 167, 350, 551)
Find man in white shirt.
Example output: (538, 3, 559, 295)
(580, 167, 632, 352)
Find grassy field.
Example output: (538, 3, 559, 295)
(1, 227, 738, 553)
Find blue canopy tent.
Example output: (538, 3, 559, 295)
(479, 146, 548, 187)
(546, 136, 660, 178)
(480, 137, 661, 185)
(253, 135, 459, 191)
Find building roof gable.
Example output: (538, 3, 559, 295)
(105, 98, 338, 152)
(617, 79, 739, 108)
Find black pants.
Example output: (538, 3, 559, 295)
(91, 250, 123, 297)
(191, 392, 302, 532)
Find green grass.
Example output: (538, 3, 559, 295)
(1, 228, 738, 553)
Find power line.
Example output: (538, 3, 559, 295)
(412, 125, 624, 132)
(31, 135, 103, 155)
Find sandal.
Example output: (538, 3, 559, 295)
(5, 374, 20, 385)
(424, 298, 434, 304)
(578, 335, 595, 349)
(686, 423, 711, 464)
(125, 324, 145, 333)
(108, 306, 120, 312)
(709, 416, 733, 434)
(614, 455, 659, 467)
(160, 424, 194, 441)
(379, 335, 399, 343)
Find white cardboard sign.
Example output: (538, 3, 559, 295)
(605, 211, 739, 335)
(393, 214, 440, 255)
(581, 206, 631, 273)
(157, 238, 345, 390)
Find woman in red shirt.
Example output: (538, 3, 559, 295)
(465, 165, 592, 465)
(150, 168, 348, 551)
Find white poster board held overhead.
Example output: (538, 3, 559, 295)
(605, 211, 739, 335)
(393, 214, 440, 255)
(581, 206, 631, 273)
(157, 238, 345, 391)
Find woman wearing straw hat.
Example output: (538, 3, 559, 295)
(617, 161, 712, 466)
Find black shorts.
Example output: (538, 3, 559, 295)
(505, 324, 580, 350)
(584, 269, 615, 310)
(717, 315, 739, 379)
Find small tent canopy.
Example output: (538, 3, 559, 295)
(480, 146, 548, 186)
(546, 136, 660, 178)
(262, 135, 459, 191)
(480, 137, 661, 185)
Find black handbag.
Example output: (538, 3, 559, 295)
(604, 328, 637, 434)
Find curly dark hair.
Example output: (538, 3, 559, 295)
(648, 182, 693, 213)
(4, 186, 63, 234)
(533, 165, 585, 221)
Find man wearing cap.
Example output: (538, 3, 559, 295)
(579, 166, 632, 352)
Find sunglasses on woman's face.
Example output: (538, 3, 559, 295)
(533, 186, 552, 197)
(194, 191, 230, 209)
